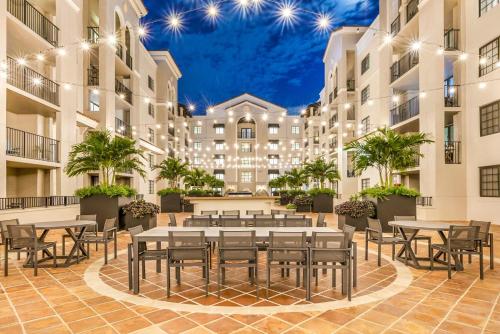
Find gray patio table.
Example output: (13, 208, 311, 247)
(185, 214, 313, 227)
(131, 226, 356, 294)
(20, 220, 96, 268)
(388, 220, 463, 270)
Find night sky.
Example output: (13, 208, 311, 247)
(142, 0, 378, 115)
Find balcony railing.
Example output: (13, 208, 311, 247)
(6, 56, 59, 106)
(125, 49, 133, 69)
(0, 196, 79, 210)
(238, 132, 256, 139)
(7, 0, 59, 46)
(444, 29, 459, 50)
(390, 96, 419, 126)
(115, 79, 132, 105)
(6, 127, 59, 162)
(416, 196, 432, 206)
(347, 170, 356, 178)
(346, 79, 355, 92)
(391, 15, 400, 36)
(168, 127, 175, 136)
(390, 51, 419, 83)
(346, 108, 355, 121)
(88, 65, 99, 86)
(406, 0, 419, 23)
(115, 118, 132, 138)
(333, 87, 338, 99)
(444, 85, 460, 107)
(87, 26, 99, 44)
(444, 141, 461, 164)
(89, 101, 99, 112)
(116, 44, 123, 59)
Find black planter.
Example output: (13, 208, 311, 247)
(312, 194, 333, 213)
(183, 203, 194, 212)
(122, 213, 157, 231)
(160, 193, 182, 213)
(280, 195, 291, 206)
(80, 195, 133, 231)
(295, 204, 312, 212)
(371, 195, 416, 232)
(338, 215, 368, 231)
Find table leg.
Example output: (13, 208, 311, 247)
(64, 227, 88, 266)
(38, 229, 53, 259)
(396, 228, 422, 268)
(133, 236, 140, 294)
(156, 241, 161, 273)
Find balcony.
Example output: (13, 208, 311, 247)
(444, 29, 459, 51)
(116, 44, 123, 59)
(390, 96, 419, 126)
(115, 79, 133, 105)
(89, 101, 99, 112)
(0, 196, 79, 210)
(6, 127, 59, 163)
(444, 141, 461, 164)
(333, 87, 338, 99)
(406, 0, 419, 23)
(328, 92, 333, 104)
(168, 127, 175, 136)
(238, 132, 256, 139)
(391, 15, 400, 36)
(346, 108, 355, 121)
(347, 170, 356, 178)
(7, 56, 59, 106)
(87, 26, 99, 44)
(416, 196, 432, 206)
(444, 85, 460, 107)
(126, 49, 133, 70)
(390, 52, 419, 83)
(346, 80, 355, 92)
(7, 0, 59, 47)
(115, 118, 132, 138)
(88, 65, 99, 86)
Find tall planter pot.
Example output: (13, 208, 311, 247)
(160, 193, 182, 213)
(80, 195, 133, 231)
(122, 213, 157, 231)
(371, 195, 416, 232)
(338, 215, 368, 231)
(312, 194, 334, 213)
(295, 204, 312, 213)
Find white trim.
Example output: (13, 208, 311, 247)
(139, 139, 165, 155)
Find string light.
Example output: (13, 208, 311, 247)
(315, 13, 331, 32)
(459, 53, 468, 61)
(81, 41, 90, 50)
(410, 40, 421, 51)
(36, 53, 45, 61)
(17, 58, 26, 66)
(57, 48, 66, 56)
(137, 26, 147, 37)
(479, 57, 488, 65)
(383, 34, 393, 44)
(276, 1, 298, 29)
(167, 12, 183, 33)
(206, 2, 220, 23)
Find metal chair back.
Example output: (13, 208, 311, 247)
(168, 213, 177, 226)
(470, 220, 491, 243)
(7, 224, 37, 249)
(185, 217, 211, 227)
(342, 224, 356, 248)
(268, 231, 307, 262)
(285, 219, 309, 227)
(316, 213, 326, 227)
(103, 218, 116, 232)
(222, 210, 240, 216)
(367, 218, 382, 240)
(76, 214, 97, 232)
(168, 231, 206, 260)
(220, 217, 244, 227)
(128, 225, 147, 253)
(219, 230, 256, 261)
(1, 219, 19, 243)
(246, 210, 264, 216)
(310, 232, 348, 263)
(255, 215, 276, 227)
(448, 225, 479, 251)
(201, 210, 218, 216)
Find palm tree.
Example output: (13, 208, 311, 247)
(183, 168, 207, 189)
(154, 157, 189, 188)
(269, 175, 287, 190)
(204, 175, 225, 189)
(65, 130, 145, 186)
(284, 168, 308, 190)
(304, 158, 340, 189)
(345, 127, 433, 187)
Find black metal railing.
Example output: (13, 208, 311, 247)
(7, 0, 59, 46)
(346, 79, 355, 91)
(116, 44, 123, 59)
(444, 28, 459, 50)
(444, 85, 460, 107)
(416, 196, 432, 206)
(391, 15, 400, 35)
(87, 65, 99, 86)
(89, 101, 99, 112)
(0, 196, 79, 210)
(87, 26, 99, 44)
(115, 79, 132, 105)
(347, 170, 356, 178)
(390, 96, 420, 126)
(168, 127, 175, 136)
(238, 132, 256, 139)
(346, 108, 355, 121)
(6, 56, 59, 106)
(6, 127, 59, 162)
(125, 49, 133, 69)
(390, 51, 419, 83)
(444, 141, 461, 164)
(333, 87, 338, 99)
(406, 0, 419, 23)
(115, 118, 132, 138)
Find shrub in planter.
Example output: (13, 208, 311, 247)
(182, 198, 194, 212)
(308, 188, 336, 213)
(158, 188, 183, 213)
(185, 188, 209, 197)
(285, 203, 297, 210)
(122, 200, 159, 230)
(76, 184, 137, 198)
(335, 199, 375, 231)
(293, 195, 312, 212)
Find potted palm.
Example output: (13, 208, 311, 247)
(155, 157, 189, 212)
(269, 176, 286, 197)
(283, 168, 308, 206)
(66, 130, 145, 230)
(292, 194, 313, 212)
(345, 128, 432, 231)
(304, 158, 340, 213)
(183, 168, 209, 211)
(204, 175, 225, 196)
(122, 200, 160, 230)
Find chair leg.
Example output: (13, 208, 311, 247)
(33, 250, 38, 277)
(62, 236, 66, 256)
(479, 245, 484, 280)
(391, 243, 395, 261)
(365, 231, 368, 261)
(166, 260, 171, 298)
(127, 245, 132, 290)
(255, 255, 259, 300)
(377, 243, 381, 267)
(468, 254, 472, 264)
(141, 257, 146, 279)
(114, 232, 117, 259)
(414, 239, 418, 254)
(53, 244, 57, 268)
(87, 242, 90, 259)
(266, 261, 270, 299)
(489, 234, 494, 269)
(353, 247, 357, 288)
(217, 261, 221, 299)
(447, 252, 452, 279)
(430, 247, 434, 271)
(347, 260, 352, 301)
(295, 264, 300, 287)
(104, 242, 108, 265)
(4, 243, 8, 277)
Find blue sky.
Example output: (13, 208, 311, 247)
(143, 0, 378, 115)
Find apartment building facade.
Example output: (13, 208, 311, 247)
(0, 0, 189, 210)
(189, 93, 304, 194)
(315, 0, 500, 224)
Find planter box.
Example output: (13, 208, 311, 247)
(122, 213, 157, 231)
(312, 194, 333, 213)
(338, 215, 368, 231)
(280, 196, 291, 206)
(80, 195, 133, 231)
(371, 195, 416, 232)
(295, 204, 312, 212)
(183, 203, 194, 212)
(160, 193, 182, 213)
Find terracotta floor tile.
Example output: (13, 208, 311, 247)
(112, 316, 152, 333)
(67, 316, 107, 333)
(204, 317, 246, 334)
(299, 318, 339, 334)
(144, 310, 180, 324)
(344, 319, 385, 334)
(160, 317, 198, 334)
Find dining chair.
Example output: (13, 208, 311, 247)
(468, 220, 494, 269)
(393, 216, 431, 256)
(430, 225, 483, 279)
(127, 225, 168, 290)
(246, 210, 264, 216)
(309, 232, 351, 301)
(266, 231, 309, 300)
(222, 210, 240, 216)
(284, 218, 310, 227)
(1, 219, 21, 261)
(201, 210, 218, 216)
(6, 224, 57, 276)
(166, 231, 210, 297)
(343, 224, 357, 287)
(167, 213, 177, 226)
(184, 216, 211, 227)
(219, 217, 245, 227)
(62, 214, 97, 256)
(254, 215, 276, 227)
(77, 218, 117, 264)
(316, 213, 326, 227)
(217, 230, 259, 299)
(365, 218, 408, 266)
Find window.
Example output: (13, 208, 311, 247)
(193, 156, 201, 165)
(148, 76, 155, 91)
(480, 100, 500, 136)
(268, 170, 279, 180)
(148, 154, 154, 169)
(215, 141, 225, 151)
(291, 126, 300, 134)
(214, 170, 225, 180)
(479, 35, 499, 77)
(240, 142, 252, 152)
(361, 178, 370, 190)
(193, 126, 202, 134)
(291, 142, 300, 150)
(268, 124, 279, 135)
(241, 157, 251, 167)
(268, 155, 279, 165)
(214, 154, 225, 165)
(215, 125, 225, 134)
(148, 180, 154, 194)
(361, 54, 370, 74)
(193, 141, 202, 150)
(292, 157, 300, 165)
(241, 171, 252, 183)
(361, 116, 370, 134)
(480, 165, 500, 197)
(480, 0, 500, 16)
(268, 141, 278, 150)
(240, 128, 253, 138)
(314, 146, 319, 155)
(148, 103, 155, 117)
(148, 128, 154, 143)
(361, 86, 370, 105)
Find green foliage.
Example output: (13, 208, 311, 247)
(75, 184, 137, 198)
(293, 195, 313, 206)
(268, 175, 287, 189)
(308, 188, 336, 197)
(303, 158, 340, 189)
(335, 199, 376, 219)
(122, 200, 159, 219)
(204, 175, 225, 189)
(154, 158, 189, 188)
(183, 168, 208, 188)
(359, 185, 421, 199)
(286, 203, 297, 210)
(284, 168, 308, 190)
(157, 188, 183, 196)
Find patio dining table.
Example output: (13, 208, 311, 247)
(185, 214, 313, 226)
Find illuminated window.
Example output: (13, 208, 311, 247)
(241, 172, 252, 183)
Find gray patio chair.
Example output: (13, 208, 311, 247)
(393, 216, 431, 256)
(219, 217, 245, 227)
(222, 210, 240, 216)
(309, 232, 351, 301)
(62, 214, 97, 255)
(201, 210, 218, 216)
(469, 220, 494, 269)
(6, 224, 57, 276)
(266, 231, 309, 300)
(166, 231, 210, 297)
(316, 213, 326, 227)
(254, 214, 276, 227)
(127, 225, 168, 290)
(217, 231, 258, 299)
(284, 218, 310, 227)
(365, 218, 409, 266)
(1, 219, 21, 261)
(246, 210, 264, 216)
(343, 224, 357, 287)
(77, 218, 117, 264)
(184, 215, 211, 227)
(168, 213, 177, 226)
(430, 225, 483, 279)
